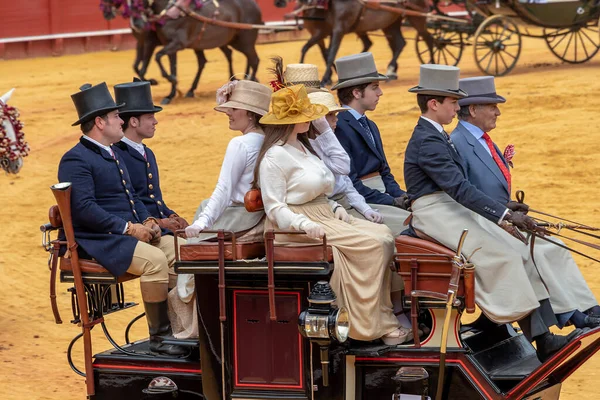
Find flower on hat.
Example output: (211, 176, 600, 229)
(260, 85, 328, 125)
(216, 80, 239, 106)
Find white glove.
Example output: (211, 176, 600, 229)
(334, 206, 351, 223)
(185, 221, 206, 238)
(312, 116, 331, 134)
(301, 221, 326, 239)
(363, 209, 384, 224)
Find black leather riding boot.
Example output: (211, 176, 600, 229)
(144, 300, 188, 356)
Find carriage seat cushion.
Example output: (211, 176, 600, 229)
(273, 244, 333, 263)
(59, 257, 137, 282)
(394, 235, 465, 296)
(179, 242, 266, 261)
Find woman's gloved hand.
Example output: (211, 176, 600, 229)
(301, 221, 326, 239)
(334, 206, 351, 223)
(185, 221, 206, 238)
(364, 209, 384, 223)
(312, 116, 332, 134)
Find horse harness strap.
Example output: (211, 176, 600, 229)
(50, 241, 63, 324)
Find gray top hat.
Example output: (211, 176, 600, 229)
(331, 52, 388, 90)
(458, 76, 506, 106)
(408, 64, 467, 98)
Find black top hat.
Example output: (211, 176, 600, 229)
(71, 82, 125, 126)
(114, 79, 163, 116)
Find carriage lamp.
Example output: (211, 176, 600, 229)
(393, 367, 431, 400)
(298, 281, 350, 386)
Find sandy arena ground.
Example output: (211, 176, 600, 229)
(0, 28, 599, 399)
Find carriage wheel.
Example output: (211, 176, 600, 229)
(416, 27, 464, 66)
(473, 15, 522, 76)
(543, 19, 600, 64)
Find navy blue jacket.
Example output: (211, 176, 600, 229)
(335, 110, 405, 205)
(404, 118, 507, 222)
(114, 141, 176, 220)
(450, 122, 511, 204)
(57, 138, 151, 276)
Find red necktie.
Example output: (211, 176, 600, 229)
(482, 132, 511, 191)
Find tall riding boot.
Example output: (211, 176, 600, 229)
(144, 300, 189, 356)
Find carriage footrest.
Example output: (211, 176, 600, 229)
(161, 338, 199, 348)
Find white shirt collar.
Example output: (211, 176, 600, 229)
(420, 116, 444, 133)
(121, 136, 146, 157)
(82, 135, 114, 156)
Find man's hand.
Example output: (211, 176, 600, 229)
(125, 222, 154, 243)
(143, 217, 161, 244)
(393, 193, 410, 210)
(505, 211, 537, 231)
(506, 201, 529, 214)
(302, 222, 326, 240)
(334, 206, 351, 223)
(364, 209, 383, 224)
(170, 214, 189, 229)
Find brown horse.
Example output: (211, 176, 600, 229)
(277, 0, 435, 86)
(153, 0, 262, 104)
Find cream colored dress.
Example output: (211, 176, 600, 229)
(259, 142, 400, 341)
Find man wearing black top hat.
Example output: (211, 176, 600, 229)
(113, 80, 189, 236)
(58, 82, 186, 356)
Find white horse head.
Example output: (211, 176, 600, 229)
(0, 88, 27, 174)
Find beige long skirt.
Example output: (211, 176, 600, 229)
(266, 196, 400, 341)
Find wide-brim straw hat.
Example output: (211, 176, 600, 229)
(331, 52, 388, 91)
(458, 76, 506, 106)
(308, 90, 346, 113)
(214, 80, 272, 116)
(408, 64, 467, 98)
(284, 63, 327, 94)
(259, 84, 329, 125)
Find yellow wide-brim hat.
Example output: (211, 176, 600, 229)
(308, 90, 346, 113)
(259, 84, 329, 125)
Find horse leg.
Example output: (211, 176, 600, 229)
(408, 15, 434, 63)
(321, 29, 344, 87)
(186, 50, 207, 98)
(382, 20, 406, 80)
(219, 45, 235, 79)
(138, 32, 160, 86)
(357, 33, 372, 53)
(155, 42, 182, 104)
(300, 30, 328, 63)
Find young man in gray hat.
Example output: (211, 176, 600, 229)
(404, 65, 581, 362)
(451, 76, 600, 330)
(59, 82, 187, 356)
(331, 52, 410, 236)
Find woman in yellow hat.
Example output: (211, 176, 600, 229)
(255, 84, 408, 345)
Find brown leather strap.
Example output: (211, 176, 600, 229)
(463, 266, 475, 313)
(265, 230, 277, 321)
(217, 230, 227, 323)
(359, 171, 380, 181)
(49, 241, 63, 324)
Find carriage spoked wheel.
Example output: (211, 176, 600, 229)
(473, 15, 522, 76)
(416, 27, 464, 66)
(543, 19, 600, 64)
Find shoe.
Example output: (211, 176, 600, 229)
(382, 327, 412, 345)
(536, 329, 583, 362)
(144, 300, 189, 356)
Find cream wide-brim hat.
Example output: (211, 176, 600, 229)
(284, 63, 327, 94)
(308, 91, 346, 113)
(259, 84, 329, 125)
(214, 80, 272, 116)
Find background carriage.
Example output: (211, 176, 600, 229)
(416, 0, 600, 76)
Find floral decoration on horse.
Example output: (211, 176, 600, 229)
(0, 89, 29, 174)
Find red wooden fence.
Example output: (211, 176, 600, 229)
(0, 0, 296, 59)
